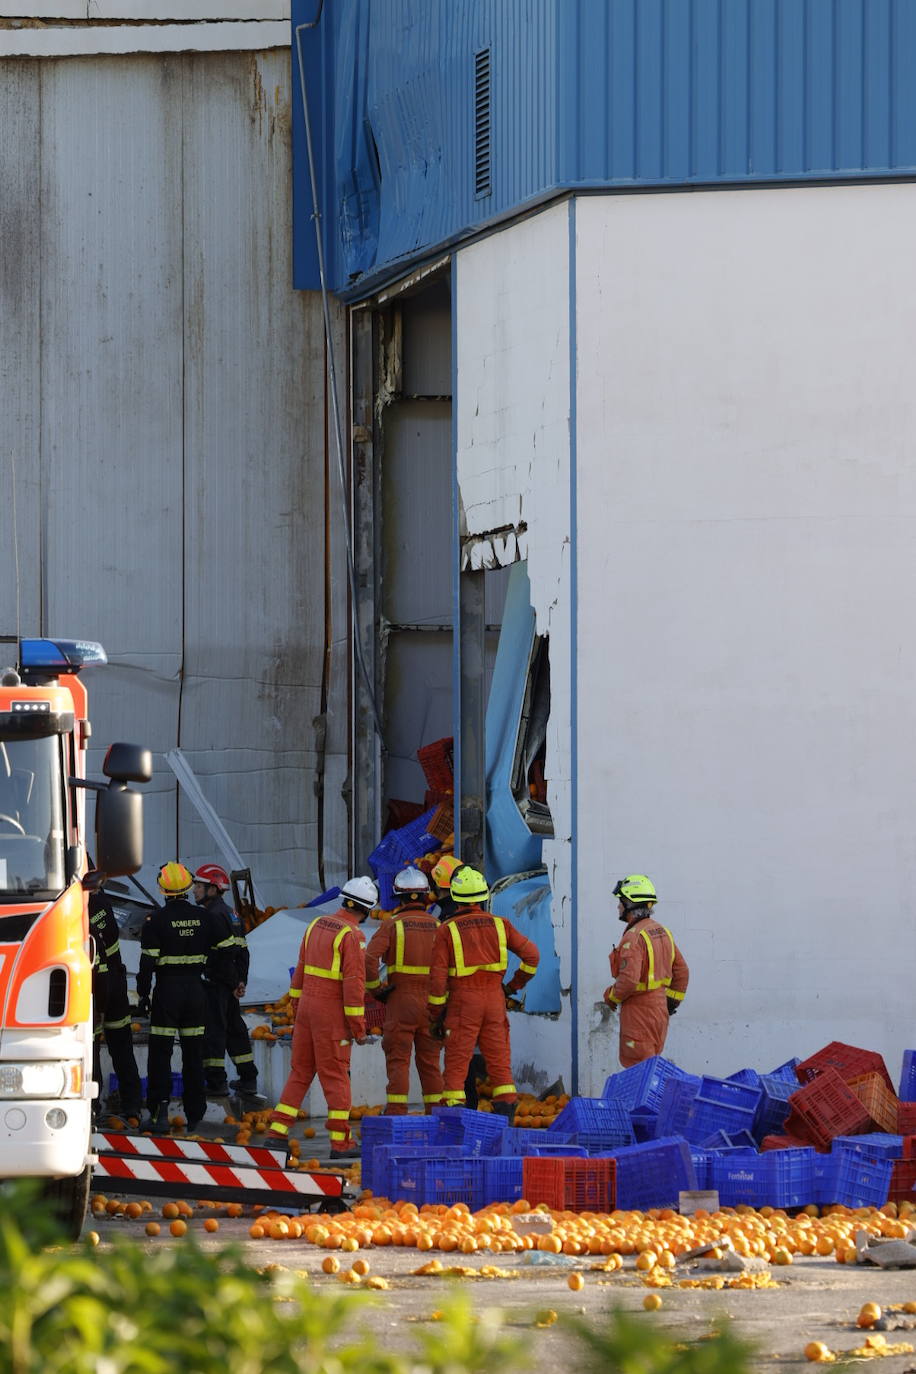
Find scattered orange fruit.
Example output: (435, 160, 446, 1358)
(169, 1219, 187, 1237)
(643, 1293, 663, 1311)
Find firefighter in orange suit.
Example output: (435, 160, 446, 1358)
(265, 876, 377, 1158)
(427, 865, 540, 1122)
(604, 874, 689, 1068)
(365, 866, 444, 1114)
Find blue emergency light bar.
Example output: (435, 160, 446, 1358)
(19, 639, 108, 673)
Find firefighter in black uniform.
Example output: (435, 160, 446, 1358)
(195, 863, 266, 1108)
(137, 862, 236, 1133)
(89, 887, 143, 1122)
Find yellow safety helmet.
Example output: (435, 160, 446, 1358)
(613, 874, 657, 906)
(158, 861, 193, 895)
(431, 854, 463, 890)
(450, 866, 490, 905)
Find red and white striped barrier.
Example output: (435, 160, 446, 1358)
(91, 1132, 347, 1211)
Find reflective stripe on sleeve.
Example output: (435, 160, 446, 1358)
(343, 1005, 364, 1017)
(492, 1083, 516, 1097)
(428, 994, 448, 1006)
(519, 961, 537, 976)
(289, 987, 301, 998)
(667, 987, 686, 1002)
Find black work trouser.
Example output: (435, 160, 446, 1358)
(147, 975, 207, 1124)
(203, 982, 257, 1088)
(102, 966, 143, 1111)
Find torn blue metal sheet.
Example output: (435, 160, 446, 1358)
(294, 0, 916, 296)
(490, 872, 561, 1015)
(483, 561, 542, 885)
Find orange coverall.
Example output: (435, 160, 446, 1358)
(427, 905, 540, 1107)
(268, 907, 366, 1153)
(604, 915, 689, 1068)
(365, 901, 444, 1114)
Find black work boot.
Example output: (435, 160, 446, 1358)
(145, 1102, 170, 1134)
(491, 1099, 516, 1127)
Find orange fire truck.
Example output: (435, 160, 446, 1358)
(0, 638, 149, 1237)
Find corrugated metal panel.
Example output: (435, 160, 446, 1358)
(294, 0, 916, 294)
(2, 50, 345, 906)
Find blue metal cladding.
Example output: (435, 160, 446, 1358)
(293, 0, 916, 295)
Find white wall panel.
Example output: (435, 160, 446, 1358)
(575, 184, 916, 1088)
(456, 203, 573, 1090)
(3, 49, 343, 907)
(0, 63, 43, 640)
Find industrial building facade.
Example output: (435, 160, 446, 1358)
(296, 0, 916, 1092)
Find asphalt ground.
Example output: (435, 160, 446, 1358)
(86, 1109, 916, 1372)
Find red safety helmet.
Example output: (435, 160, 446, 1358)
(193, 863, 230, 892)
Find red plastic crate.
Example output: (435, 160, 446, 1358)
(795, 1041, 895, 1093)
(847, 1071, 899, 1134)
(760, 1133, 812, 1151)
(897, 1103, 916, 1137)
(788, 1068, 872, 1150)
(522, 1157, 616, 1213)
(889, 1159, 916, 1206)
(365, 997, 387, 1032)
(425, 803, 454, 842)
(417, 737, 454, 794)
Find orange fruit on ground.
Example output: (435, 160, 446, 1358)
(227, 1203, 243, 1218)
(124, 1202, 143, 1219)
(857, 1303, 881, 1328)
(304, 1127, 316, 1138)
(169, 1219, 187, 1237)
(352, 1258, 370, 1276)
(204, 1218, 220, 1233)
(322, 1256, 341, 1274)
(85, 1231, 101, 1246)
(249, 1223, 265, 1239)
(643, 1294, 662, 1311)
(145, 1221, 160, 1236)
(162, 1203, 180, 1219)
(804, 1342, 836, 1363)
(567, 1273, 585, 1291)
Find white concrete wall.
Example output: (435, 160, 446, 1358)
(455, 202, 574, 1092)
(576, 183, 916, 1090)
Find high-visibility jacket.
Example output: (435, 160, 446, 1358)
(604, 915, 689, 1007)
(427, 907, 540, 1013)
(137, 898, 235, 997)
(289, 907, 366, 1040)
(200, 893, 250, 987)
(365, 903, 439, 991)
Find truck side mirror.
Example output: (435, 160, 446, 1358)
(95, 782, 144, 877)
(103, 743, 153, 785)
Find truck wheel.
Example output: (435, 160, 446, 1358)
(39, 1164, 92, 1241)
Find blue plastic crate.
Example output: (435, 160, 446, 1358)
(711, 1154, 772, 1207)
(753, 1074, 795, 1141)
(108, 1074, 149, 1100)
(528, 1143, 587, 1157)
(900, 1050, 916, 1102)
(830, 1147, 893, 1208)
(768, 1148, 817, 1208)
(550, 1097, 635, 1148)
(602, 1056, 692, 1113)
(433, 1107, 507, 1156)
(366, 1144, 466, 1198)
(359, 1115, 444, 1190)
(631, 1107, 659, 1142)
(833, 1133, 904, 1162)
(503, 1127, 575, 1154)
(368, 809, 440, 872)
(383, 1153, 478, 1207)
(690, 1150, 710, 1189)
(654, 1073, 703, 1136)
(607, 1136, 697, 1210)
(727, 1068, 762, 1087)
(657, 1075, 760, 1145)
(813, 1154, 838, 1205)
(768, 1058, 801, 1082)
(477, 1156, 525, 1207)
(171, 1073, 184, 1099)
(701, 1130, 732, 1150)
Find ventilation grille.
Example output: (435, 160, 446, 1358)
(48, 968, 67, 1019)
(474, 48, 492, 198)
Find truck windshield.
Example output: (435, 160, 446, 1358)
(0, 737, 66, 897)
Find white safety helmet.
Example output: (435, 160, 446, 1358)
(393, 865, 430, 897)
(341, 875, 379, 911)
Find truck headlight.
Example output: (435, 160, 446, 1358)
(0, 1062, 82, 1099)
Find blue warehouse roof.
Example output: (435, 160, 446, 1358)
(293, 0, 916, 297)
